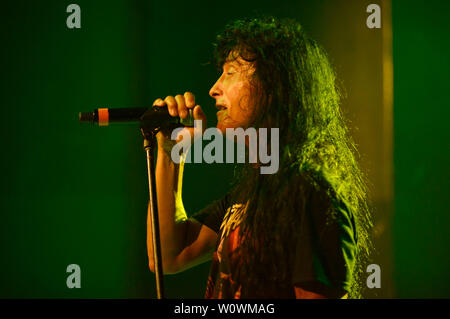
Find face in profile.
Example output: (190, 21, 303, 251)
(209, 54, 257, 133)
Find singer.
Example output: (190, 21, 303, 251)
(147, 16, 372, 299)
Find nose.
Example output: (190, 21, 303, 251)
(209, 76, 222, 99)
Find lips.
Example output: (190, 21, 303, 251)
(215, 104, 227, 111)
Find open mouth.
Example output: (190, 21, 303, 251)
(215, 104, 227, 111)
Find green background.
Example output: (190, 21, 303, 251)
(1, 0, 449, 298)
(392, 0, 450, 298)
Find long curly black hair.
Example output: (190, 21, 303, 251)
(212, 16, 373, 298)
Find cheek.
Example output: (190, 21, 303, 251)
(228, 83, 253, 119)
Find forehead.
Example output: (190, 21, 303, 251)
(223, 54, 254, 70)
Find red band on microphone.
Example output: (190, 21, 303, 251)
(98, 108, 109, 126)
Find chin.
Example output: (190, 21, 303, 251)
(217, 121, 250, 134)
(216, 121, 240, 133)
(216, 123, 227, 134)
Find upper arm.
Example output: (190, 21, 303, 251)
(170, 217, 218, 274)
(292, 182, 357, 295)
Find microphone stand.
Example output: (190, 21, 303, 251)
(139, 107, 193, 299)
(140, 126, 164, 299)
(79, 106, 194, 299)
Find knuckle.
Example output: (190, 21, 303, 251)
(184, 92, 195, 107)
(165, 96, 175, 106)
(175, 95, 186, 106)
(168, 107, 177, 116)
(175, 95, 186, 108)
(153, 98, 163, 106)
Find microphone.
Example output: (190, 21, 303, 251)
(79, 107, 194, 127)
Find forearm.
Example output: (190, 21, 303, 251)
(147, 148, 188, 272)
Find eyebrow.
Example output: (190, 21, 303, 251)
(223, 60, 242, 70)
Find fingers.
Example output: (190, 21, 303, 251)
(174, 95, 187, 118)
(184, 92, 195, 109)
(152, 92, 196, 119)
(164, 96, 177, 116)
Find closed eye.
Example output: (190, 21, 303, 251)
(224, 66, 237, 75)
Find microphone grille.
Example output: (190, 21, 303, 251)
(79, 112, 95, 123)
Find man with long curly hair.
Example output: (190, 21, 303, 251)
(147, 16, 373, 299)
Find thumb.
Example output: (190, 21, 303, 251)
(193, 105, 207, 128)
